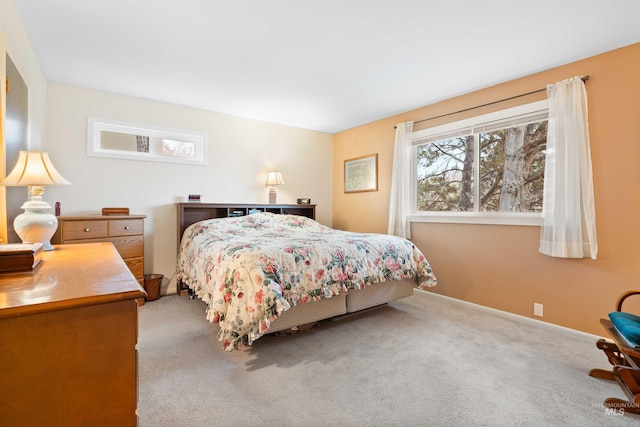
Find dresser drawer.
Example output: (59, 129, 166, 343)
(125, 256, 144, 280)
(106, 236, 144, 259)
(53, 214, 146, 286)
(62, 220, 108, 240)
(109, 219, 144, 237)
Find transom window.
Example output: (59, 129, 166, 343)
(411, 100, 548, 225)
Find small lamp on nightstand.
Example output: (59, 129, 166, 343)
(0, 151, 72, 250)
(265, 171, 285, 204)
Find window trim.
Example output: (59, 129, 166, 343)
(410, 100, 549, 226)
(411, 212, 543, 226)
(87, 116, 208, 165)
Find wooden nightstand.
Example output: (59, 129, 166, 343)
(52, 214, 146, 284)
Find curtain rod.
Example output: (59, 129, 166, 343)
(396, 75, 590, 128)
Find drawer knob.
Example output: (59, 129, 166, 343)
(124, 226, 130, 230)
(84, 228, 90, 232)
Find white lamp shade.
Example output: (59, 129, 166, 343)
(1, 151, 71, 186)
(1, 151, 70, 251)
(265, 171, 285, 186)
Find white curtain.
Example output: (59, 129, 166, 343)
(388, 121, 413, 238)
(539, 76, 597, 259)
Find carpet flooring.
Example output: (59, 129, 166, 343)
(137, 290, 640, 426)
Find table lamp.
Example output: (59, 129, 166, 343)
(265, 171, 284, 204)
(0, 151, 72, 250)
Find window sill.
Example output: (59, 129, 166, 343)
(410, 212, 543, 226)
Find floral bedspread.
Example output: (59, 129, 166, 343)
(177, 212, 437, 350)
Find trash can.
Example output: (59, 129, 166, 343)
(143, 274, 163, 301)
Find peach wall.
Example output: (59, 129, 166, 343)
(333, 42, 640, 335)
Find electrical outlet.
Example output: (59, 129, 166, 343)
(534, 303, 544, 317)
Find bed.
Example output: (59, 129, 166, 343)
(176, 209, 437, 351)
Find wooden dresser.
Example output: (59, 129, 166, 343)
(52, 214, 146, 284)
(0, 243, 146, 426)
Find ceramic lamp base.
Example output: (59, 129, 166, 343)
(14, 200, 58, 251)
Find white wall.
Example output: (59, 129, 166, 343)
(2, 0, 334, 296)
(0, 0, 47, 149)
(45, 83, 333, 294)
(1, 0, 48, 244)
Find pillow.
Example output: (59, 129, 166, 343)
(609, 311, 640, 348)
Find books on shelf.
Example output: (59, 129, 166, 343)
(0, 243, 44, 273)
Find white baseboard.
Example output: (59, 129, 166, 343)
(413, 288, 605, 341)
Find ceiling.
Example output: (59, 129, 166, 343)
(11, 0, 640, 133)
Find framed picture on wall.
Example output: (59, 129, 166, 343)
(344, 153, 378, 193)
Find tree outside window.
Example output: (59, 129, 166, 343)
(415, 103, 548, 215)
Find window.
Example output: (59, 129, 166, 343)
(160, 139, 196, 158)
(411, 100, 548, 225)
(88, 117, 207, 165)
